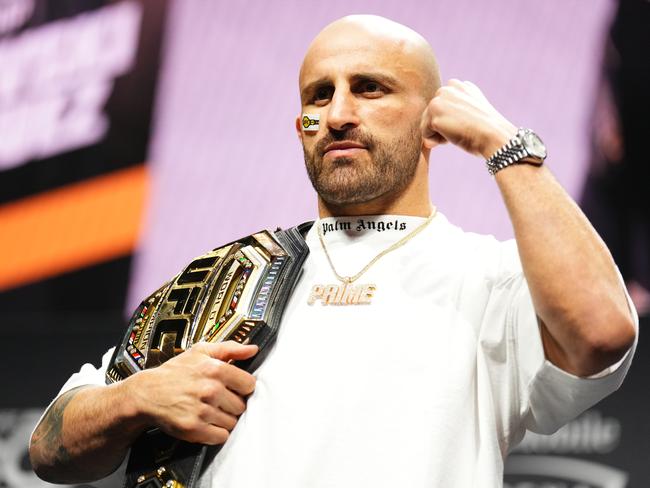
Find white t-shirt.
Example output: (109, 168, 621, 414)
(46, 213, 638, 488)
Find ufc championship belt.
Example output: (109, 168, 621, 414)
(105, 224, 311, 488)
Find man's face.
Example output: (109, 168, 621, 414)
(297, 27, 430, 206)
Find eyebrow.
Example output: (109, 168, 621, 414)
(300, 79, 331, 103)
(300, 72, 401, 102)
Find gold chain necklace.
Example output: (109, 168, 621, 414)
(308, 207, 437, 305)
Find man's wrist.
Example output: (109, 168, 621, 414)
(484, 127, 547, 176)
(117, 372, 155, 432)
(480, 122, 518, 160)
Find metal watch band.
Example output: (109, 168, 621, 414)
(485, 134, 526, 176)
(486, 147, 529, 176)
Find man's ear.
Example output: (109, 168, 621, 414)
(295, 116, 304, 142)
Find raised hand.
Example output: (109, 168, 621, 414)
(420, 79, 517, 159)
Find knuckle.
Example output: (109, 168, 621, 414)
(190, 343, 212, 360)
(436, 85, 452, 96)
(429, 97, 444, 112)
(196, 382, 212, 401)
(193, 342, 222, 360)
(210, 359, 226, 376)
(177, 417, 199, 434)
(217, 341, 237, 354)
(427, 115, 440, 131)
(200, 358, 223, 377)
(200, 380, 224, 400)
(196, 403, 212, 421)
(212, 382, 225, 397)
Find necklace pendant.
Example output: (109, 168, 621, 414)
(308, 283, 376, 306)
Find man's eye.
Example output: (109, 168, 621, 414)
(314, 87, 333, 102)
(365, 82, 380, 92)
(361, 81, 384, 96)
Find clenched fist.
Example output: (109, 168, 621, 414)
(125, 341, 259, 445)
(420, 79, 518, 159)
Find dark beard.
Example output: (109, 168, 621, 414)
(303, 122, 422, 206)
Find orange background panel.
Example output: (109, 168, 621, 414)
(0, 165, 149, 291)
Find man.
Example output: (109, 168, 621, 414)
(30, 15, 637, 487)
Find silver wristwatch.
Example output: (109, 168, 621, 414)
(485, 128, 547, 176)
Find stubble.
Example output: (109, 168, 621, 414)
(303, 122, 422, 206)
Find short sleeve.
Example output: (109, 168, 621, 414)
(509, 260, 638, 435)
(30, 347, 115, 445)
(59, 347, 115, 393)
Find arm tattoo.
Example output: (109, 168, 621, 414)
(31, 387, 85, 466)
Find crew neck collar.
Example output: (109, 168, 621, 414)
(308, 213, 442, 246)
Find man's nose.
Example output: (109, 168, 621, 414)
(326, 90, 359, 131)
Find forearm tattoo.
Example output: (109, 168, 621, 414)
(31, 388, 83, 466)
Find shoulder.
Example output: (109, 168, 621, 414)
(430, 213, 522, 281)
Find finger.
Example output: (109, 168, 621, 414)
(447, 78, 466, 89)
(420, 97, 449, 150)
(217, 387, 248, 416)
(420, 113, 437, 146)
(423, 136, 447, 150)
(423, 137, 448, 150)
(463, 80, 480, 91)
(422, 127, 447, 150)
(462, 80, 487, 102)
(162, 416, 229, 445)
(202, 407, 238, 431)
(193, 424, 230, 446)
(198, 341, 259, 362)
(216, 362, 257, 396)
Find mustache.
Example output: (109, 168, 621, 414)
(314, 128, 376, 157)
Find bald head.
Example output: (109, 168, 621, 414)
(300, 15, 441, 101)
(297, 16, 441, 211)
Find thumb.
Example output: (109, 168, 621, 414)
(420, 114, 447, 150)
(422, 131, 447, 150)
(196, 341, 259, 361)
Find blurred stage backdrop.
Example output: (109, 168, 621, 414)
(0, 1, 648, 487)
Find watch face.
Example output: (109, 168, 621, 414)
(523, 131, 547, 160)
